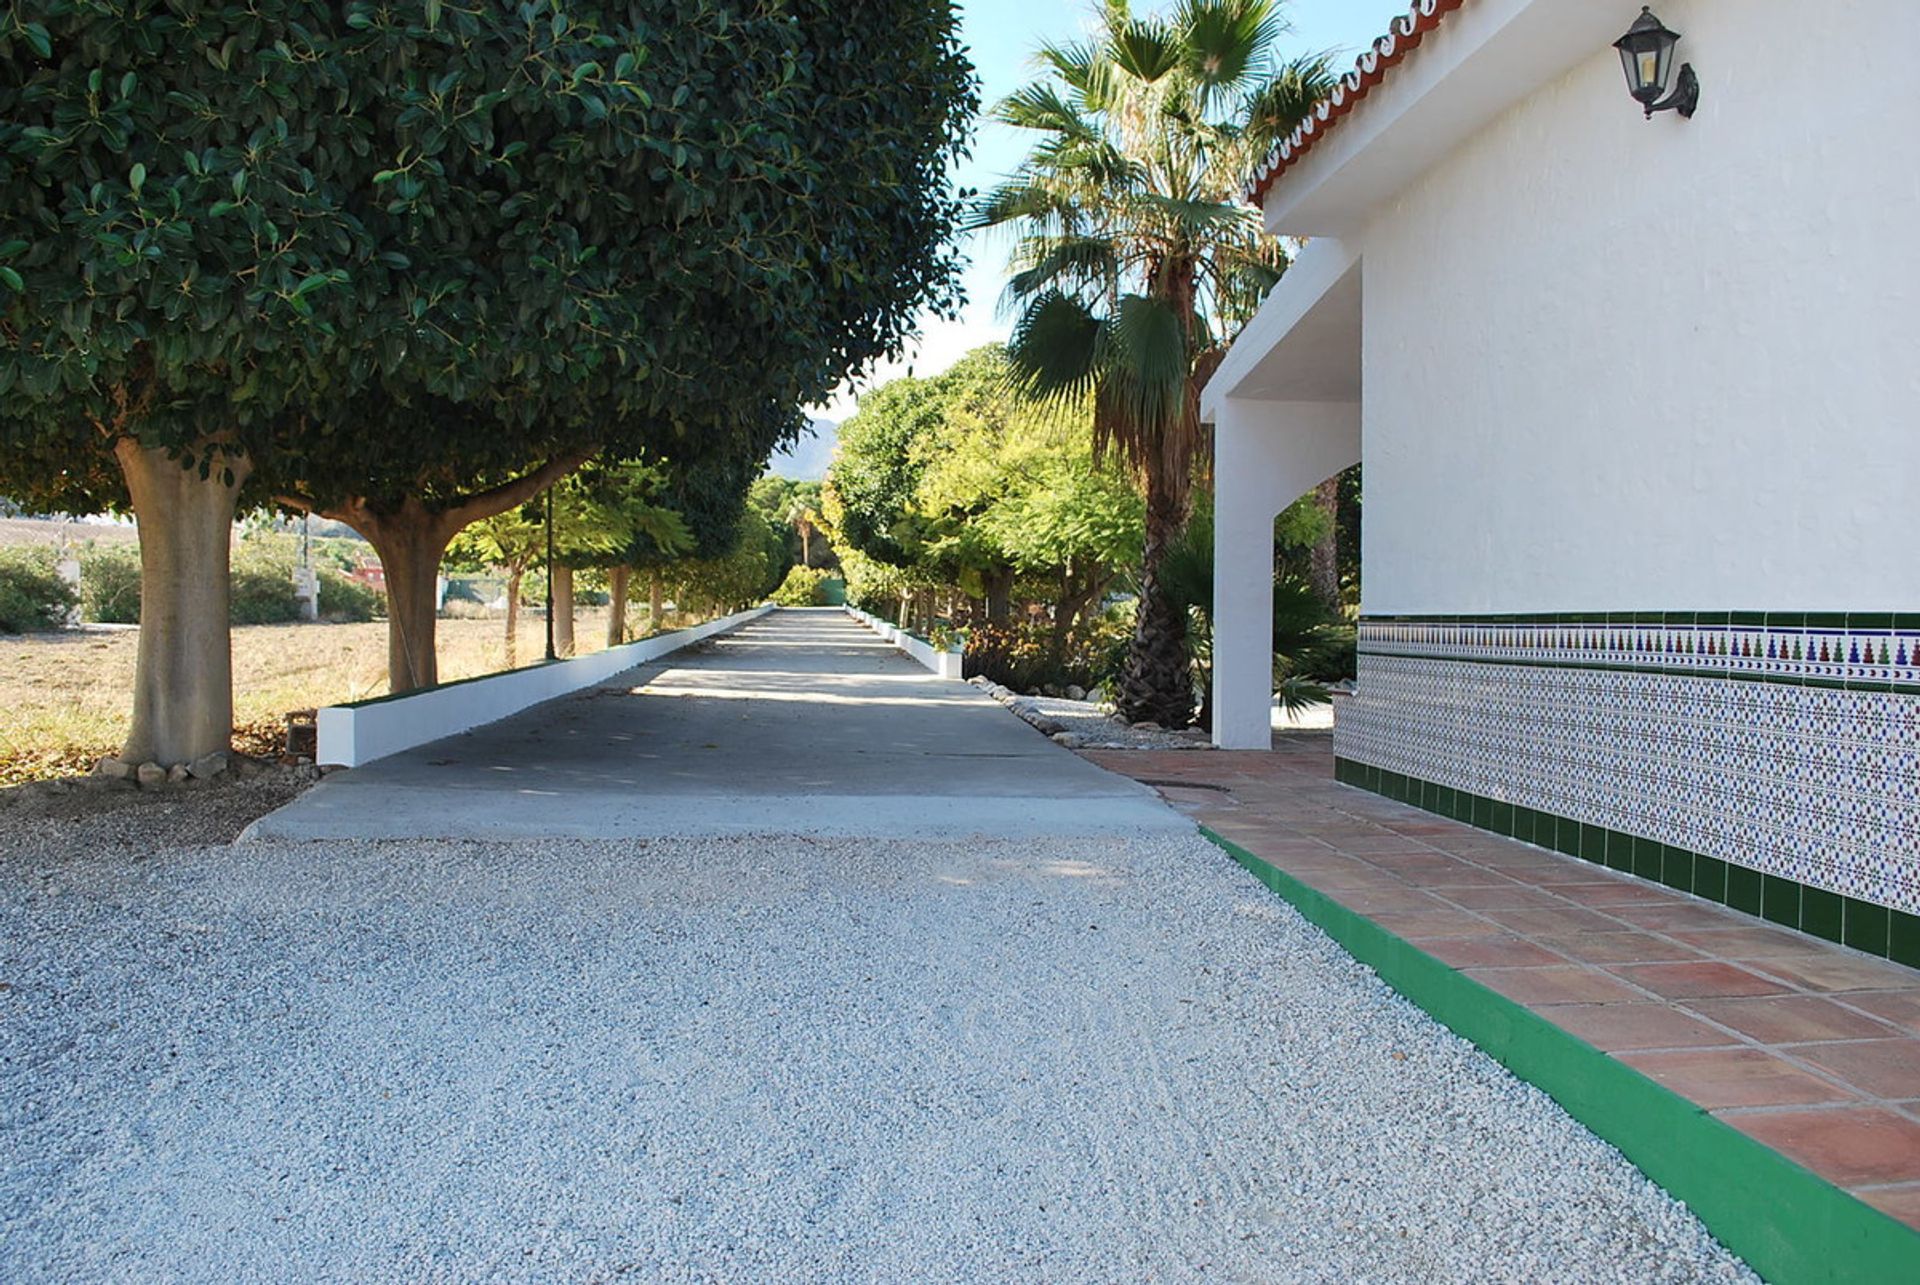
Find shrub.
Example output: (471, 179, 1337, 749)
(772, 565, 833, 607)
(229, 560, 303, 625)
(318, 570, 382, 622)
(0, 547, 78, 633)
(963, 619, 1126, 694)
(80, 545, 142, 623)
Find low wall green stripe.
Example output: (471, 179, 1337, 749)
(1200, 826, 1920, 1285)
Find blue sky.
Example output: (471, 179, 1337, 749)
(806, 0, 1409, 420)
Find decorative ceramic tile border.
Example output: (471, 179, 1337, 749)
(1339, 615, 1920, 919)
(1359, 613, 1920, 693)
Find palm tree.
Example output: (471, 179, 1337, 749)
(977, 0, 1329, 727)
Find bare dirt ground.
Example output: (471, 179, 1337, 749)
(0, 516, 139, 549)
(0, 608, 685, 784)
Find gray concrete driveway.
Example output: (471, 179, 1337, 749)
(246, 609, 1181, 841)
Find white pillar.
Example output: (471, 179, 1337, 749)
(1211, 399, 1361, 749)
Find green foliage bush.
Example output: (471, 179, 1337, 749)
(80, 541, 385, 625)
(230, 562, 303, 626)
(79, 546, 142, 624)
(318, 570, 382, 623)
(0, 547, 77, 633)
(962, 618, 1129, 694)
(772, 566, 833, 607)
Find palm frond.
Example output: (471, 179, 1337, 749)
(1006, 235, 1123, 303)
(1107, 16, 1182, 84)
(1089, 293, 1188, 474)
(968, 180, 1077, 234)
(1242, 53, 1335, 158)
(995, 82, 1101, 141)
(1177, 0, 1286, 97)
(1006, 291, 1103, 404)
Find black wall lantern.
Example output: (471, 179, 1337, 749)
(1613, 7, 1699, 119)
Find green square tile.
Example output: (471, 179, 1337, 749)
(1800, 887, 1843, 944)
(1470, 793, 1490, 829)
(1660, 847, 1694, 892)
(1727, 864, 1763, 916)
(1434, 786, 1454, 819)
(1843, 899, 1889, 956)
(1692, 855, 1728, 904)
(1577, 823, 1605, 865)
(1490, 801, 1513, 837)
(1891, 909, 1920, 970)
(1556, 817, 1583, 858)
(1519, 808, 1543, 845)
(1762, 874, 1801, 928)
(1631, 837, 1662, 880)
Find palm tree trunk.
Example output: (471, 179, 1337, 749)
(1309, 475, 1340, 612)
(1115, 484, 1194, 728)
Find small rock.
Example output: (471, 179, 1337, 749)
(1051, 731, 1086, 748)
(187, 751, 229, 781)
(92, 756, 134, 780)
(135, 761, 166, 787)
(167, 764, 190, 785)
(1133, 721, 1163, 732)
(1065, 685, 1087, 702)
(1028, 717, 1065, 736)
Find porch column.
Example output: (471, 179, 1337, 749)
(1211, 398, 1361, 749)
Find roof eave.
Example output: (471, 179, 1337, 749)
(1256, 0, 1629, 238)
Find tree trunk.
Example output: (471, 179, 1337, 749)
(649, 570, 665, 631)
(553, 564, 575, 658)
(799, 523, 811, 568)
(1309, 474, 1341, 612)
(505, 566, 524, 668)
(1115, 484, 1194, 728)
(983, 566, 1014, 624)
(295, 453, 590, 694)
(114, 439, 249, 767)
(608, 566, 630, 646)
(360, 508, 453, 693)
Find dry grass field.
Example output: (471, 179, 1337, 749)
(0, 607, 685, 784)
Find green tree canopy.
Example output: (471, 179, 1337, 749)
(0, 0, 975, 761)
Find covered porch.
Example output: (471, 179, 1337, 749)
(1202, 237, 1361, 750)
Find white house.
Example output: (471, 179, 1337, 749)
(1204, 0, 1920, 954)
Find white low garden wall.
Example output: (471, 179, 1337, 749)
(844, 605, 963, 680)
(317, 605, 774, 768)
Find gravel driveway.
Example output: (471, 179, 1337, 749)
(2, 828, 1752, 1282)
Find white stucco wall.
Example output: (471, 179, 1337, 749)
(1358, 0, 1920, 614)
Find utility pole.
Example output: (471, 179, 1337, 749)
(544, 486, 557, 662)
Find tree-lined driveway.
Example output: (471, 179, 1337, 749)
(245, 609, 1181, 841)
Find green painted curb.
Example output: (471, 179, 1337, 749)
(1199, 826, 1920, 1285)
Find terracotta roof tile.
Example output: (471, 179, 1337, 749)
(1247, 0, 1467, 206)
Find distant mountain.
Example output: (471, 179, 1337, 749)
(767, 418, 839, 481)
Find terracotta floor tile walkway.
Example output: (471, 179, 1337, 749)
(1085, 736, 1920, 1230)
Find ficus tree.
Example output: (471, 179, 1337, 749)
(0, 0, 974, 765)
